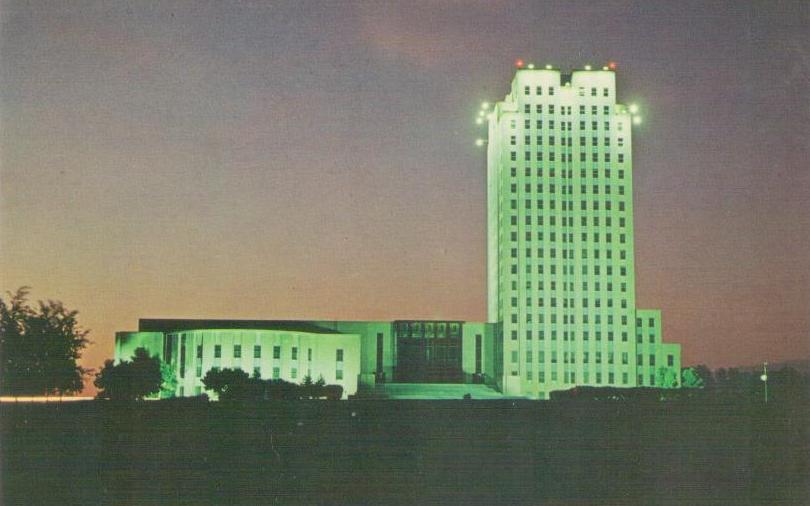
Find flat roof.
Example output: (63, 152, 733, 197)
(138, 319, 343, 334)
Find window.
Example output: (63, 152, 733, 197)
(336, 369, 343, 381)
(292, 347, 298, 360)
(197, 345, 203, 359)
(272, 367, 280, 379)
(291, 368, 298, 379)
(214, 345, 221, 359)
(233, 345, 241, 359)
(273, 346, 281, 359)
(649, 354, 656, 366)
(668, 355, 674, 367)
(308, 348, 312, 361)
(511, 351, 518, 363)
(253, 366, 261, 378)
(254, 345, 261, 359)
(336, 349, 344, 362)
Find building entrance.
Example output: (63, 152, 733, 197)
(394, 320, 462, 382)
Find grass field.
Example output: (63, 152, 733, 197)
(2, 399, 808, 505)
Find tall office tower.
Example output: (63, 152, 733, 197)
(485, 64, 681, 398)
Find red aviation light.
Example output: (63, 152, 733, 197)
(608, 61, 617, 70)
(515, 59, 525, 68)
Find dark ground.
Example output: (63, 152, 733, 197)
(2, 399, 808, 505)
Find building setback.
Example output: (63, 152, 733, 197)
(115, 64, 682, 399)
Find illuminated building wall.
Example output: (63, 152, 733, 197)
(485, 65, 681, 397)
(117, 324, 361, 399)
(114, 319, 498, 398)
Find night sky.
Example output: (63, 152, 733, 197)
(2, 1, 808, 383)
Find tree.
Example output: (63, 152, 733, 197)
(0, 287, 90, 396)
(301, 375, 314, 399)
(681, 367, 705, 388)
(656, 367, 679, 388)
(160, 360, 178, 398)
(202, 368, 250, 400)
(692, 365, 714, 389)
(94, 347, 162, 400)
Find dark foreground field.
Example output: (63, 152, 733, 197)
(2, 399, 808, 505)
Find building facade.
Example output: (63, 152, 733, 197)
(114, 63, 681, 399)
(485, 65, 680, 398)
(116, 319, 498, 399)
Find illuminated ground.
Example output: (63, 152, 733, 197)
(2, 399, 808, 504)
(361, 383, 506, 399)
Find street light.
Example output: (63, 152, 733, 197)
(760, 362, 768, 403)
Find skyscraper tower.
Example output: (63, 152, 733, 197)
(484, 63, 681, 398)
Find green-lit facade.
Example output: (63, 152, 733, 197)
(114, 64, 681, 400)
(115, 319, 498, 399)
(486, 66, 681, 398)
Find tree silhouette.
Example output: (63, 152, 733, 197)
(202, 368, 250, 399)
(160, 361, 177, 398)
(0, 287, 90, 396)
(692, 365, 714, 389)
(94, 347, 162, 400)
(681, 367, 705, 388)
(656, 367, 678, 388)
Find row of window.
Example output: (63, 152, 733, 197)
(510, 329, 628, 341)
(509, 328, 630, 341)
(509, 166, 626, 179)
(201, 345, 344, 362)
(516, 119, 617, 131)
(510, 164, 624, 183)
(505, 202, 627, 219)
(637, 317, 658, 328)
(523, 85, 558, 96)
(522, 102, 614, 116)
(507, 118, 625, 132)
(512, 312, 630, 325)
(510, 151, 626, 164)
(512, 281, 627, 295)
(509, 217, 627, 231)
(506, 260, 631, 275)
(509, 294, 629, 311)
(509, 185, 626, 200)
(521, 371, 657, 387)
(511, 350, 669, 366)
(510, 135, 624, 147)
